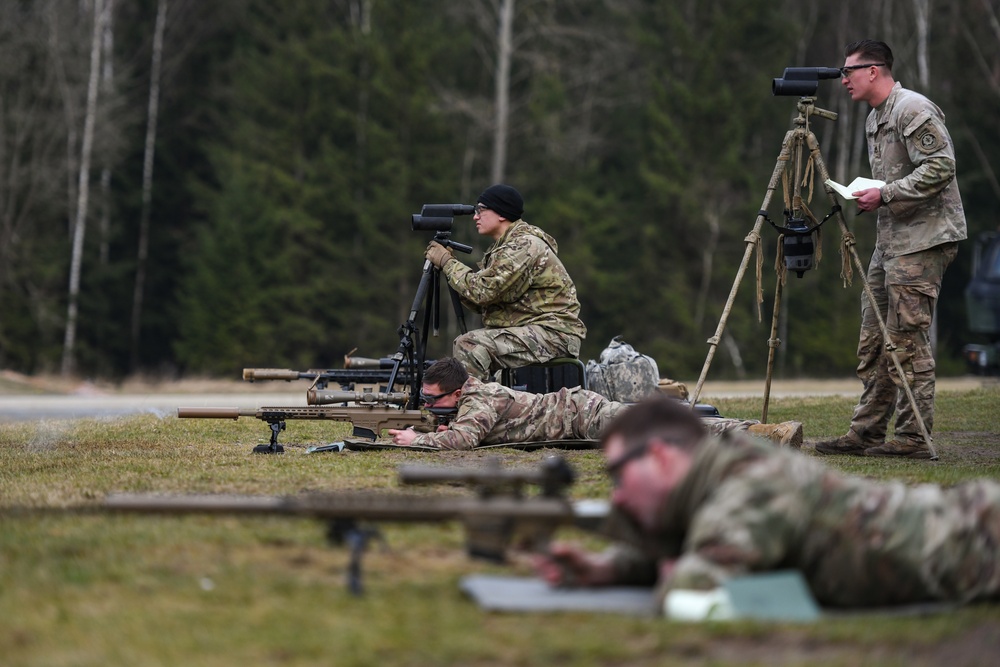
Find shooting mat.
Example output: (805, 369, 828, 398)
(339, 438, 600, 452)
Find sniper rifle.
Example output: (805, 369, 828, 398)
(98, 456, 609, 595)
(178, 388, 456, 454)
(242, 358, 428, 393)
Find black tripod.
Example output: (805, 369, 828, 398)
(688, 95, 936, 459)
(385, 205, 476, 408)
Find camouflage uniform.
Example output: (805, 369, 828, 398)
(606, 430, 1000, 609)
(409, 377, 620, 450)
(847, 82, 966, 451)
(408, 378, 769, 450)
(443, 220, 586, 380)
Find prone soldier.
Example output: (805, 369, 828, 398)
(388, 358, 803, 451)
(533, 396, 1000, 612)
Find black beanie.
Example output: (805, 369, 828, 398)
(477, 184, 524, 221)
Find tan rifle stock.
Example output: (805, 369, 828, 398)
(177, 404, 454, 453)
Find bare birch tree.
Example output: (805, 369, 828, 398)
(491, 0, 515, 182)
(61, 0, 110, 377)
(98, 0, 115, 265)
(913, 0, 933, 90)
(129, 0, 167, 372)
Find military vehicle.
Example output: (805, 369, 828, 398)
(963, 231, 1000, 375)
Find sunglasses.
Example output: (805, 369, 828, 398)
(839, 63, 885, 77)
(605, 441, 651, 486)
(419, 389, 456, 405)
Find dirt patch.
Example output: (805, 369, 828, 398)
(934, 431, 1000, 464)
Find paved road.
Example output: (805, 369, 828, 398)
(0, 392, 305, 422)
(0, 377, 989, 422)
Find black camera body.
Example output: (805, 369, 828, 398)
(782, 218, 815, 278)
(772, 67, 842, 96)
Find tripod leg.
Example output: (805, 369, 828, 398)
(447, 285, 468, 335)
(761, 249, 785, 423)
(690, 129, 796, 407)
(808, 132, 937, 459)
(387, 260, 437, 397)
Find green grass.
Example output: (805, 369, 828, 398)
(2, 385, 1000, 666)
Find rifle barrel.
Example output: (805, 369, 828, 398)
(176, 406, 253, 419)
(242, 368, 304, 381)
(102, 492, 578, 523)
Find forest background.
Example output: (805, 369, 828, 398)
(1, 0, 998, 383)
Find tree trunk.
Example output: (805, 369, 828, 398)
(61, 0, 109, 378)
(129, 0, 167, 372)
(490, 0, 514, 184)
(98, 0, 115, 265)
(46, 1, 79, 235)
(913, 0, 933, 90)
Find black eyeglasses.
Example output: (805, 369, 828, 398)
(419, 389, 455, 405)
(473, 204, 490, 215)
(605, 441, 651, 486)
(840, 63, 885, 77)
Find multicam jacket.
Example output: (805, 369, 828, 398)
(409, 377, 621, 450)
(868, 82, 967, 257)
(608, 430, 1000, 608)
(443, 220, 586, 340)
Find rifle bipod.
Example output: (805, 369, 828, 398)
(252, 419, 285, 454)
(688, 95, 937, 459)
(326, 519, 386, 596)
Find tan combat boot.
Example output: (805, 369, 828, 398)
(814, 431, 874, 456)
(747, 421, 804, 448)
(864, 439, 935, 460)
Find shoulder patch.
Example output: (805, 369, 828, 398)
(914, 124, 945, 154)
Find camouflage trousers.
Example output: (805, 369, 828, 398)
(563, 408, 767, 444)
(848, 243, 958, 445)
(701, 417, 762, 438)
(453, 325, 582, 381)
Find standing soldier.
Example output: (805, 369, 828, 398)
(816, 40, 967, 459)
(424, 184, 586, 380)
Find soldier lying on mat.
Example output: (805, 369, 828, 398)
(532, 396, 1000, 612)
(388, 358, 802, 450)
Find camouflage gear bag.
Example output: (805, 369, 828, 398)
(586, 336, 660, 403)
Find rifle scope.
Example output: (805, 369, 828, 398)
(772, 67, 843, 96)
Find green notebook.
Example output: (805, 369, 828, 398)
(723, 570, 821, 622)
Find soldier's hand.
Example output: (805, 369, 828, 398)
(853, 187, 884, 213)
(532, 542, 616, 588)
(389, 427, 419, 446)
(425, 241, 455, 269)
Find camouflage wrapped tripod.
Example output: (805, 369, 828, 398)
(688, 95, 937, 459)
